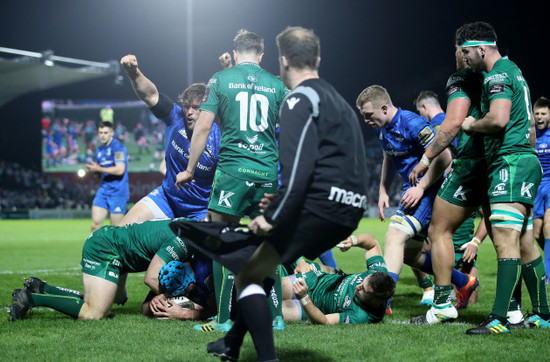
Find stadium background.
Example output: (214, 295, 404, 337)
(0, 0, 545, 218)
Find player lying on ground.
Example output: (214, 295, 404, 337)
(8, 218, 212, 321)
(281, 233, 395, 324)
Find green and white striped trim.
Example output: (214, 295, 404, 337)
(461, 40, 497, 47)
(489, 204, 525, 231)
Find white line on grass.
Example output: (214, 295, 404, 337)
(388, 319, 472, 326)
(0, 267, 81, 275)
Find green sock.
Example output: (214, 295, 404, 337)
(31, 293, 84, 318)
(417, 276, 433, 289)
(508, 276, 522, 311)
(433, 285, 453, 306)
(268, 265, 283, 319)
(491, 258, 521, 318)
(44, 284, 83, 299)
(522, 256, 550, 315)
(213, 262, 233, 324)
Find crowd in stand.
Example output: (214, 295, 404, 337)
(0, 161, 93, 213)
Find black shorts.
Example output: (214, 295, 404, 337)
(268, 208, 355, 263)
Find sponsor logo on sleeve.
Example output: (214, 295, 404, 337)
(489, 83, 505, 95)
(418, 126, 434, 146)
(447, 85, 462, 96)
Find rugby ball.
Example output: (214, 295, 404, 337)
(166, 296, 195, 309)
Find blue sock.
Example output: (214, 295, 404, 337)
(319, 249, 337, 269)
(386, 272, 400, 309)
(421, 253, 434, 275)
(451, 269, 469, 289)
(389, 272, 399, 284)
(544, 239, 550, 280)
(420, 252, 469, 288)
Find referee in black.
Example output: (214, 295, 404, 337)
(207, 26, 369, 362)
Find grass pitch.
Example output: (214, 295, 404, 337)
(1, 218, 549, 361)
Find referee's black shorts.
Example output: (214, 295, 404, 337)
(268, 208, 355, 264)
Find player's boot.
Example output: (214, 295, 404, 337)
(24, 276, 46, 294)
(207, 337, 240, 361)
(525, 314, 550, 328)
(456, 275, 479, 309)
(506, 310, 526, 329)
(272, 316, 285, 331)
(9, 288, 33, 321)
(466, 315, 510, 335)
(410, 304, 458, 325)
(194, 316, 232, 333)
(419, 289, 434, 306)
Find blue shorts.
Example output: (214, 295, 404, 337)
(533, 180, 550, 219)
(141, 186, 207, 221)
(93, 188, 128, 214)
(396, 182, 440, 238)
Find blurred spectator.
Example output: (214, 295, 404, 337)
(0, 161, 93, 214)
(99, 104, 114, 124)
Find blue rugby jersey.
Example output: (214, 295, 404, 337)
(153, 94, 221, 215)
(536, 127, 550, 180)
(376, 108, 437, 188)
(95, 138, 129, 197)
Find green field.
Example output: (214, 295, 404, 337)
(1, 218, 549, 361)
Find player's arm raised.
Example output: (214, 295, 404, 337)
(120, 54, 160, 107)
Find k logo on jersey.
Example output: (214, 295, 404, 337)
(521, 182, 534, 198)
(453, 186, 467, 201)
(218, 190, 234, 208)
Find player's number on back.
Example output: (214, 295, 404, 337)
(236, 91, 269, 132)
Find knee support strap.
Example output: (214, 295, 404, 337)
(489, 203, 525, 232)
(389, 212, 422, 238)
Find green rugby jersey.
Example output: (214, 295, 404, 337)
(93, 218, 194, 273)
(201, 62, 288, 182)
(446, 67, 484, 159)
(306, 255, 388, 324)
(481, 57, 535, 163)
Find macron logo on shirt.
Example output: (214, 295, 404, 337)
(286, 97, 300, 110)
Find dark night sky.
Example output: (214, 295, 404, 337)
(0, 0, 546, 169)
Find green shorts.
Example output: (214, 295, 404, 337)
(80, 229, 123, 284)
(486, 154, 542, 206)
(208, 169, 277, 218)
(438, 157, 488, 208)
(454, 250, 476, 269)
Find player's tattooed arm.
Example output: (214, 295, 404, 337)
(425, 129, 455, 159)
